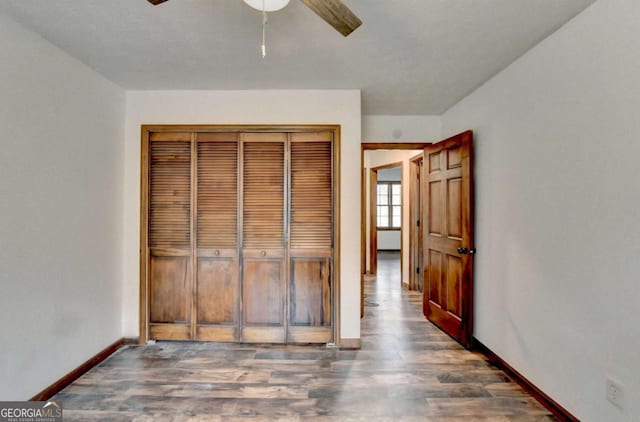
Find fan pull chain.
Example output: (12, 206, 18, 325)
(261, 0, 267, 58)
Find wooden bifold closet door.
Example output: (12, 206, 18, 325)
(240, 133, 286, 343)
(288, 133, 333, 343)
(148, 132, 193, 340)
(195, 132, 240, 342)
(144, 129, 335, 344)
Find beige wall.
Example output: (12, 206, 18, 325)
(363, 115, 442, 141)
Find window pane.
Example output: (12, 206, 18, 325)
(391, 183, 401, 205)
(392, 206, 401, 227)
(377, 205, 388, 227)
(377, 183, 388, 205)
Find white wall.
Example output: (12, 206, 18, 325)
(0, 13, 125, 400)
(363, 115, 441, 141)
(123, 90, 362, 341)
(377, 231, 400, 251)
(441, 0, 640, 420)
(364, 150, 422, 286)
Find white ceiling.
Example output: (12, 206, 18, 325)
(0, 0, 596, 114)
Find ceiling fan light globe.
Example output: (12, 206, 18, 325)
(243, 0, 290, 12)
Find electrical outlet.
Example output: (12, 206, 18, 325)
(606, 377, 625, 408)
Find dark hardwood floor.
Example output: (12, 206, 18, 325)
(54, 252, 554, 421)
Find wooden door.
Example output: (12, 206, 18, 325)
(422, 131, 474, 347)
(241, 133, 287, 343)
(368, 169, 378, 274)
(195, 133, 240, 341)
(148, 133, 193, 340)
(409, 155, 423, 292)
(288, 132, 333, 343)
(143, 127, 336, 345)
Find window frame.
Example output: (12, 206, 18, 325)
(376, 180, 401, 230)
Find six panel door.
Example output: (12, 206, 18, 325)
(422, 131, 474, 348)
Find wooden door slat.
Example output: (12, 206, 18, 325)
(290, 141, 332, 249)
(150, 141, 191, 249)
(243, 141, 285, 249)
(197, 140, 238, 248)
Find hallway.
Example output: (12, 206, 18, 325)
(54, 253, 554, 421)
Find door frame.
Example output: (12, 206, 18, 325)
(408, 152, 423, 291)
(140, 124, 341, 344)
(368, 161, 403, 277)
(360, 143, 431, 317)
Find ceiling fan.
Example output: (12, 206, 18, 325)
(146, 0, 362, 37)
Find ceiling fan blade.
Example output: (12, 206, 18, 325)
(147, 0, 170, 5)
(299, 0, 362, 37)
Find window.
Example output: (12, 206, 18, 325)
(377, 181, 401, 229)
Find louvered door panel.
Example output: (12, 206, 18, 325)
(197, 133, 238, 249)
(241, 133, 286, 343)
(288, 133, 333, 343)
(150, 138, 191, 249)
(195, 133, 239, 341)
(290, 139, 332, 249)
(243, 135, 285, 249)
(148, 133, 192, 340)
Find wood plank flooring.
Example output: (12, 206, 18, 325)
(54, 252, 554, 421)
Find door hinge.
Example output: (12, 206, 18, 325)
(416, 267, 420, 274)
(417, 219, 420, 227)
